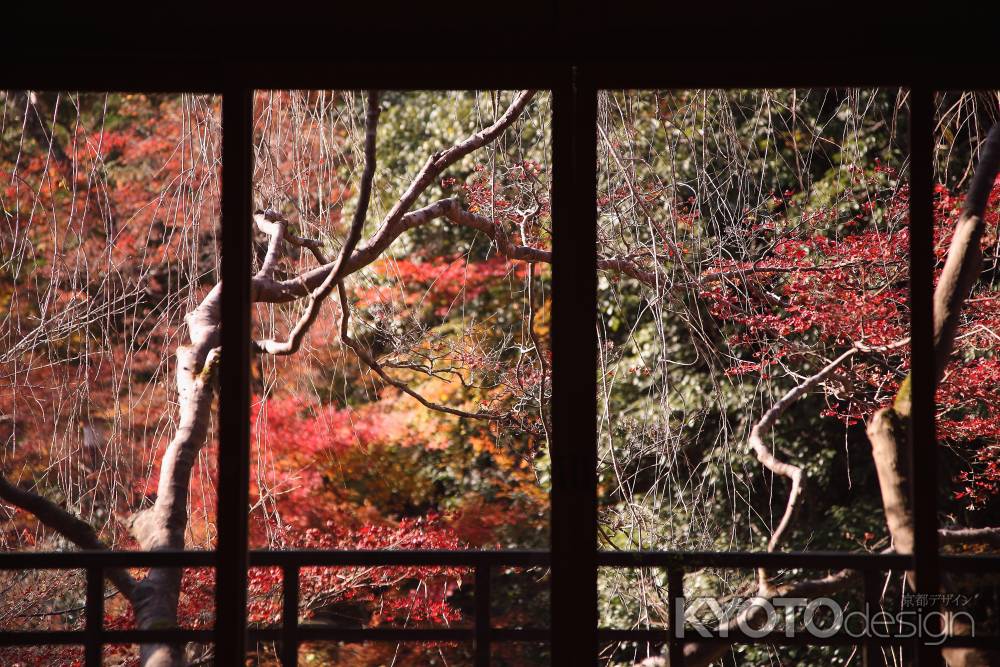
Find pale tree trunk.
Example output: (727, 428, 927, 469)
(10, 92, 992, 667)
(0, 90, 542, 667)
(867, 122, 1000, 667)
(125, 284, 222, 666)
(642, 124, 1000, 667)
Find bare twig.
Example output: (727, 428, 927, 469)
(337, 282, 501, 421)
(255, 91, 381, 356)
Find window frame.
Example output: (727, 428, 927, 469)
(0, 61, 997, 667)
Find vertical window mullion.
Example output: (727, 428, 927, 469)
(550, 67, 599, 665)
(85, 566, 103, 666)
(907, 85, 943, 667)
(216, 85, 253, 664)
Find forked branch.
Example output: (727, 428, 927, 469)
(254, 90, 380, 356)
(337, 282, 501, 421)
(749, 338, 908, 591)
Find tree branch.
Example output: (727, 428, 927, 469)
(639, 566, 863, 667)
(254, 91, 380, 356)
(2, 89, 536, 667)
(934, 124, 1000, 380)
(253, 209, 289, 279)
(748, 347, 857, 590)
(745, 337, 908, 591)
(639, 521, 999, 667)
(866, 123, 1000, 667)
(337, 282, 501, 421)
(939, 526, 1000, 548)
(369, 90, 536, 249)
(255, 91, 539, 304)
(0, 475, 136, 599)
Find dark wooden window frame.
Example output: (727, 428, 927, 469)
(1, 61, 999, 667)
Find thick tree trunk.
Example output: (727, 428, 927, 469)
(869, 388, 988, 666)
(126, 285, 221, 666)
(866, 124, 1000, 667)
(114, 90, 534, 667)
(641, 124, 1000, 667)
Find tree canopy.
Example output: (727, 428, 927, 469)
(1, 88, 998, 666)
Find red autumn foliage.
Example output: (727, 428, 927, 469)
(700, 175, 1000, 506)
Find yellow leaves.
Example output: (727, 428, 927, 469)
(415, 375, 457, 405)
(532, 297, 551, 341)
(87, 407, 118, 422)
(468, 434, 494, 454)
